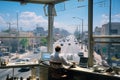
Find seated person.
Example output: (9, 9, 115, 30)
(49, 46, 75, 80)
(50, 46, 72, 66)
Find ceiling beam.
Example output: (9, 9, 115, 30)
(1, 0, 68, 4)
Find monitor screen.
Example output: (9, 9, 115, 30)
(79, 57, 88, 68)
(80, 57, 88, 63)
(41, 52, 51, 61)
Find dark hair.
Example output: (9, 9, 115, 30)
(55, 46, 61, 52)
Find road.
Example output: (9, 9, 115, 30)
(53, 35, 81, 63)
(54, 35, 102, 64)
(0, 52, 41, 80)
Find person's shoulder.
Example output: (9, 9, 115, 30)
(50, 53, 54, 56)
(59, 53, 64, 57)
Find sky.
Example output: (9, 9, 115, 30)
(0, 0, 120, 34)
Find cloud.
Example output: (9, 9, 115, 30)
(102, 14, 108, 19)
(19, 11, 71, 33)
(0, 11, 72, 33)
(113, 14, 120, 21)
(54, 22, 75, 33)
(101, 14, 109, 25)
(0, 16, 8, 31)
(114, 14, 120, 18)
(19, 11, 48, 30)
(101, 13, 120, 23)
(99, 13, 120, 27)
(0, 16, 5, 24)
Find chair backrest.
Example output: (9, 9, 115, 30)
(49, 61, 63, 69)
(49, 61, 66, 79)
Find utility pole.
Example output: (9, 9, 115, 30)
(16, 12, 19, 53)
(7, 22, 12, 52)
(73, 17, 84, 49)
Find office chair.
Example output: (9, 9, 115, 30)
(49, 61, 69, 80)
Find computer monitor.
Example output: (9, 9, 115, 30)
(79, 57, 88, 68)
(40, 52, 51, 61)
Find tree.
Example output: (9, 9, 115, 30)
(40, 37, 47, 46)
(2, 29, 10, 32)
(20, 38, 28, 52)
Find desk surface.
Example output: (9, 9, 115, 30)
(65, 65, 120, 79)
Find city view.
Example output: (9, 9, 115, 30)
(0, 0, 120, 80)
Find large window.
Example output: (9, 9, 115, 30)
(0, 0, 120, 79)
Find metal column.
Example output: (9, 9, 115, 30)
(47, 4, 55, 53)
(88, 0, 94, 67)
(12, 68, 14, 80)
(107, 0, 112, 66)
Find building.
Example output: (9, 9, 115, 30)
(94, 26, 102, 53)
(100, 22, 120, 57)
(0, 30, 35, 53)
(34, 27, 47, 36)
(101, 22, 120, 35)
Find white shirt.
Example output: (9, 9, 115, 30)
(50, 52, 71, 66)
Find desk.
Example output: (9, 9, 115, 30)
(65, 66, 120, 80)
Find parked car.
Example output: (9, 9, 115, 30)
(78, 52, 84, 57)
(60, 43, 63, 46)
(33, 48, 40, 54)
(68, 43, 71, 45)
(15, 58, 30, 64)
(16, 58, 31, 71)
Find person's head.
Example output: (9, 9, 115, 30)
(55, 46, 61, 52)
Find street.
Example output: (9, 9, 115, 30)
(54, 35, 81, 63)
(54, 35, 102, 64)
(0, 52, 41, 80)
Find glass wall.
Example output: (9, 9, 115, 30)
(0, 0, 120, 79)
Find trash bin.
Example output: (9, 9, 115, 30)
(39, 65, 49, 80)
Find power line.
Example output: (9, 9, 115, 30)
(56, 0, 106, 13)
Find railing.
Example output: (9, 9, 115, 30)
(93, 35, 120, 43)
